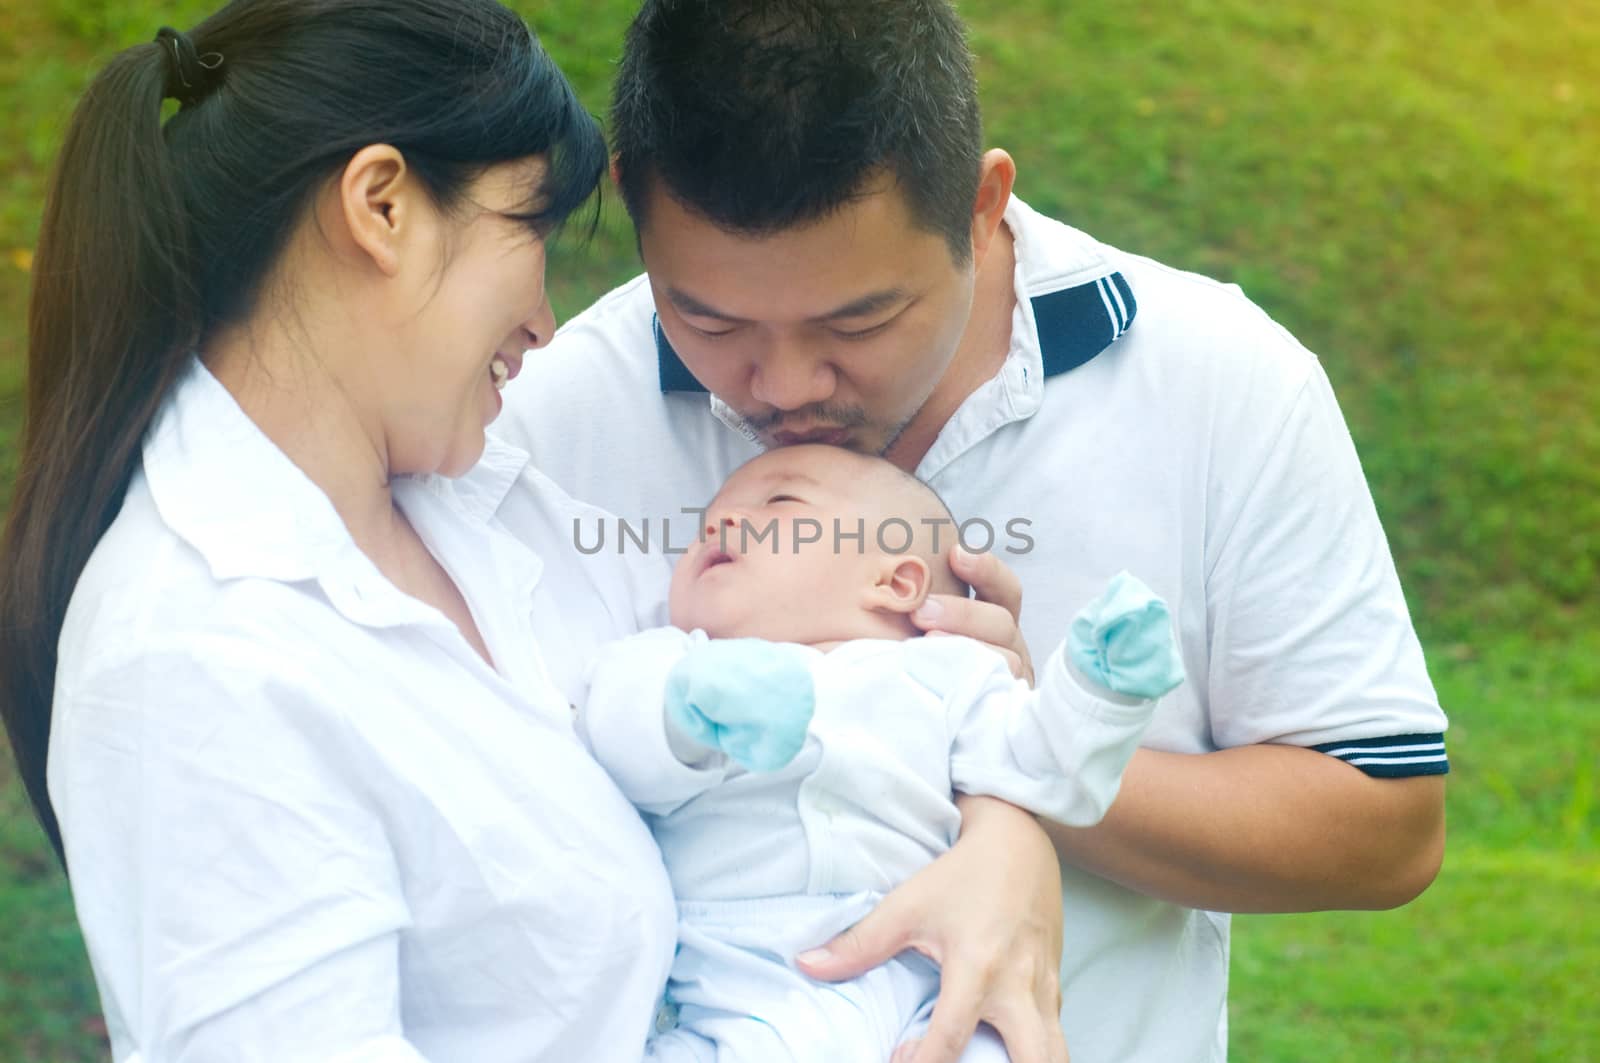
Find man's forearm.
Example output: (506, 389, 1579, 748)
(1044, 744, 1445, 913)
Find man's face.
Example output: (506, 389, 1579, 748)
(637, 174, 977, 457)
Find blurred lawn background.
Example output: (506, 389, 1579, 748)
(1, 0, 1596, 1059)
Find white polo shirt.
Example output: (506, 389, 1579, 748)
(499, 195, 1448, 1063)
(50, 360, 677, 1062)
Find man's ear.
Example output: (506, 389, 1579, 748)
(609, 152, 624, 188)
(969, 148, 1017, 269)
(864, 555, 933, 615)
(338, 144, 412, 278)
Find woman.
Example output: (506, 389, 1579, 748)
(0, 1, 677, 1057)
(0, 1, 1067, 1059)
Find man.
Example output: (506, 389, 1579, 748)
(499, 2, 1448, 1060)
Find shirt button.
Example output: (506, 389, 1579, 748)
(653, 1000, 679, 1034)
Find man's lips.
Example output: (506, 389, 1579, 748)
(769, 427, 850, 447)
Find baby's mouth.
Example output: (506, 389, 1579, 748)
(701, 547, 735, 575)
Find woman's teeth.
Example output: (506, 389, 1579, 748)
(490, 356, 510, 391)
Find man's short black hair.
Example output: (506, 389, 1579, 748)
(612, 0, 984, 264)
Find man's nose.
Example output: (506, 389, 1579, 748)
(749, 344, 836, 411)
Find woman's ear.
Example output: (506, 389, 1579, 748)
(864, 555, 933, 615)
(337, 144, 412, 277)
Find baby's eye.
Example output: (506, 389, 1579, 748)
(767, 495, 804, 505)
(831, 321, 891, 341)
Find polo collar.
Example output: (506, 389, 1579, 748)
(653, 195, 1136, 394)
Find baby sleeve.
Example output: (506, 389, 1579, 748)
(942, 640, 1160, 827)
(577, 626, 733, 816)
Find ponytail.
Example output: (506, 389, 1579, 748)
(0, 0, 604, 864)
(0, 42, 198, 862)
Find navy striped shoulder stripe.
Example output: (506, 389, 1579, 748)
(654, 270, 1138, 391)
(1311, 733, 1449, 777)
(1030, 271, 1137, 378)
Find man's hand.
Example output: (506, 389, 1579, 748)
(914, 547, 1035, 685)
(796, 796, 1068, 1063)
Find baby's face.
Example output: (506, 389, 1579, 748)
(669, 446, 905, 642)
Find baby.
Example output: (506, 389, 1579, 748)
(579, 444, 1184, 1063)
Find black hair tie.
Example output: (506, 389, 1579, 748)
(155, 26, 224, 105)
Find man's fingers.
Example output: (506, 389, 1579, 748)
(926, 629, 1025, 680)
(794, 901, 917, 983)
(982, 997, 1063, 1063)
(1033, 1015, 1070, 1063)
(907, 970, 984, 1063)
(1035, 957, 1063, 1018)
(916, 595, 1031, 682)
(950, 545, 1023, 617)
(914, 594, 1016, 645)
(901, 973, 1067, 1063)
(920, 548, 1036, 683)
(1049, 1018, 1071, 1063)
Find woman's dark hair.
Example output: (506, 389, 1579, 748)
(612, 0, 983, 263)
(0, 0, 606, 862)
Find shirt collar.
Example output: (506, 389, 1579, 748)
(142, 358, 531, 585)
(1007, 196, 1137, 377)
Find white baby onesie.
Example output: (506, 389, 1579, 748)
(580, 629, 1159, 1062)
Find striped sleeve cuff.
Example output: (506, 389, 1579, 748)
(1311, 732, 1449, 777)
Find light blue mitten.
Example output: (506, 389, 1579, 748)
(664, 639, 816, 773)
(1069, 571, 1186, 699)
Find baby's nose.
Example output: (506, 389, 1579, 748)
(704, 509, 748, 549)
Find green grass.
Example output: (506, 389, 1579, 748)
(1, 1, 1596, 1060)
(1233, 847, 1600, 1062)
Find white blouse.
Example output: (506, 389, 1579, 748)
(48, 360, 677, 1062)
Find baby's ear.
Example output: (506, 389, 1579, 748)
(865, 555, 932, 615)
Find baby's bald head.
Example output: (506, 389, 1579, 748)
(670, 445, 972, 643)
(844, 455, 970, 599)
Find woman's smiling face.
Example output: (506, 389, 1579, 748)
(384, 157, 556, 478)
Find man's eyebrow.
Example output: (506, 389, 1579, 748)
(665, 287, 912, 324)
(665, 288, 749, 323)
(816, 288, 912, 321)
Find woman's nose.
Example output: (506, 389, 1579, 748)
(522, 295, 557, 351)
